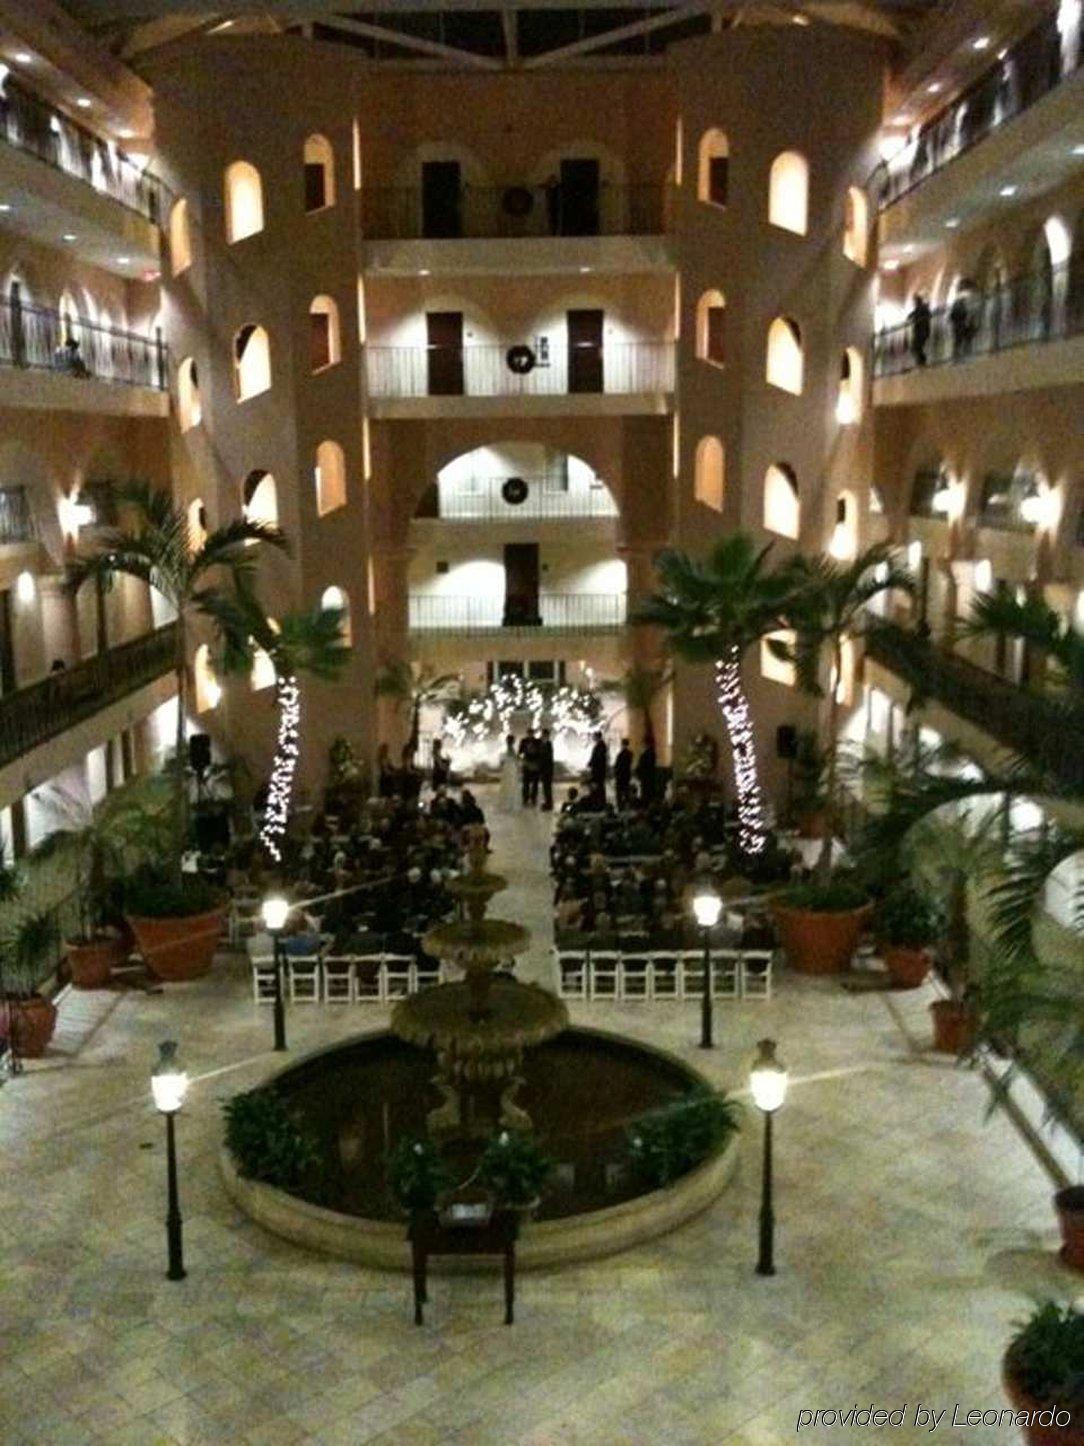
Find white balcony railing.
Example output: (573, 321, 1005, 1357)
(416, 475, 618, 522)
(367, 340, 674, 400)
(408, 593, 627, 635)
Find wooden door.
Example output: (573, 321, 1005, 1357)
(567, 309, 603, 394)
(421, 161, 462, 238)
(0, 590, 14, 694)
(426, 311, 464, 396)
(559, 158, 600, 236)
(503, 543, 541, 626)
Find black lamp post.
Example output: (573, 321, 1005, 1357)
(749, 1038, 788, 1277)
(691, 884, 722, 1048)
(151, 1040, 189, 1282)
(262, 896, 289, 1052)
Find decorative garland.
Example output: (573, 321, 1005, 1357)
(441, 675, 599, 749)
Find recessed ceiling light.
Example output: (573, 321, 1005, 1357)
(579, 266, 592, 274)
(999, 184, 1017, 197)
(61, 232, 77, 242)
(1073, 144, 1084, 156)
(903, 243, 915, 254)
(418, 268, 430, 276)
(119, 127, 135, 140)
(0, 203, 11, 213)
(116, 255, 131, 264)
(75, 97, 92, 109)
(972, 35, 991, 51)
(13, 51, 32, 64)
(945, 217, 960, 228)
(927, 81, 943, 94)
(791, 13, 810, 25)
(881, 259, 901, 272)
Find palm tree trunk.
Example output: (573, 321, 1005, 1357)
(409, 695, 421, 760)
(816, 641, 842, 881)
(172, 619, 188, 891)
(714, 649, 767, 857)
(260, 674, 300, 863)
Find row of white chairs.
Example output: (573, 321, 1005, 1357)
(554, 947, 772, 1002)
(250, 952, 440, 1005)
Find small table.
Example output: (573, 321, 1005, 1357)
(408, 1209, 520, 1325)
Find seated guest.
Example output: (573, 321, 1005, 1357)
(560, 787, 581, 815)
(459, 789, 485, 826)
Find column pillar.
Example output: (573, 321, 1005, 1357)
(617, 539, 667, 750)
(369, 542, 414, 753)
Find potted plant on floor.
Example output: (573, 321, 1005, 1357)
(67, 482, 286, 981)
(0, 911, 61, 1058)
(874, 882, 942, 989)
(1002, 1303, 1084, 1444)
(770, 543, 913, 972)
(477, 1130, 553, 1215)
(388, 1136, 452, 1217)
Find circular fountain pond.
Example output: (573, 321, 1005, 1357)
(221, 1026, 739, 1271)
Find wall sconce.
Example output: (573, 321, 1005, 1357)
(15, 570, 35, 604)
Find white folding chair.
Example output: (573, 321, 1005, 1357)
(352, 954, 384, 1002)
(620, 952, 652, 1001)
(740, 949, 773, 1000)
(650, 946, 680, 1000)
(286, 951, 321, 1003)
(712, 949, 741, 999)
(414, 958, 440, 991)
(323, 955, 355, 1003)
(250, 955, 276, 1004)
(555, 947, 588, 999)
(589, 950, 620, 1000)
(678, 949, 703, 1001)
(383, 954, 414, 999)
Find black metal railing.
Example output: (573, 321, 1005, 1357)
(865, 620, 1084, 791)
(870, 5, 1081, 211)
(0, 623, 177, 770)
(368, 340, 673, 399)
(362, 181, 667, 240)
(414, 475, 618, 521)
(0, 295, 167, 390)
(0, 487, 35, 544)
(0, 80, 169, 224)
(873, 257, 1084, 379)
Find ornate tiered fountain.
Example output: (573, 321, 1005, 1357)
(390, 825, 568, 1137)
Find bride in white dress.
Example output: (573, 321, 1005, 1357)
(498, 733, 519, 813)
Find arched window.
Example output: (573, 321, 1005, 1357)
(187, 497, 207, 554)
(697, 129, 729, 207)
(696, 290, 726, 366)
(193, 644, 220, 712)
(843, 186, 868, 266)
(233, 324, 271, 401)
(309, 294, 341, 372)
(169, 198, 192, 275)
(837, 347, 863, 424)
(694, 437, 725, 512)
(321, 584, 352, 647)
(315, 440, 346, 515)
(766, 316, 803, 394)
(224, 161, 264, 244)
(764, 463, 800, 539)
(768, 150, 808, 235)
(177, 356, 201, 431)
(242, 470, 278, 529)
(304, 134, 335, 213)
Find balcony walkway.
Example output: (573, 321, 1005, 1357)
(408, 593, 626, 636)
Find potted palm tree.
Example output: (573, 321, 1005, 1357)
(374, 658, 462, 764)
(771, 543, 912, 972)
(0, 911, 61, 1058)
(67, 482, 286, 981)
(1002, 1303, 1084, 1444)
(874, 882, 942, 989)
(634, 534, 806, 862)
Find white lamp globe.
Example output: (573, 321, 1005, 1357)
(691, 887, 723, 930)
(261, 895, 290, 932)
(749, 1039, 788, 1114)
(151, 1040, 189, 1114)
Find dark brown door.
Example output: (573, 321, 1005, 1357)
(567, 309, 603, 394)
(310, 310, 331, 371)
(706, 305, 726, 364)
(708, 156, 729, 206)
(503, 543, 541, 626)
(0, 590, 14, 694)
(559, 158, 600, 236)
(421, 161, 462, 238)
(426, 311, 464, 396)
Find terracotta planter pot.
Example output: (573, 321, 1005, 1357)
(1003, 1357, 1084, 1445)
(930, 998, 977, 1055)
(0, 996, 58, 1058)
(66, 936, 129, 990)
(883, 944, 930, 990)
(1054, 1186, 1084, 1273)
(126, 906, 225, 982)
(772, 903, 872, 975)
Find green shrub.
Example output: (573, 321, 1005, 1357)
(124, 867, 222, 920)
(223, 1090, 318, 1191)
(387, 1136, 451, 1213)
(875, 883, 942, 949)
(779, 876, 870, 913)
(1006, 1303, 1084, 1407)
(477, 1130, 553, 1207)
(627, 1090, 740, 1188)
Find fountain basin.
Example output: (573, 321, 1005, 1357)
(219, 1026, 739, 1272)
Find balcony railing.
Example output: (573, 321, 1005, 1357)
(0, 487, 35, 544)
(0, 295, 168, 391)
(368, 341, 674, 400)
(0, 81, 169, 225)
(872, 258, 1084, 379)
(409, 593, 627, 635)
(0, 623, 177, 771)
(362, 181, 667, 241)
(871, 6, 1081, 211)
(415, 476, 618, 522)
(865, 621, 1084, 792)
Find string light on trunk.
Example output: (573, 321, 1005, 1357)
(260, 674, 300, 863)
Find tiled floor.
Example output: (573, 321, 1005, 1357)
(0, 792, 1078, 1445)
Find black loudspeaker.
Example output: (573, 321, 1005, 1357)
(188, 733, 212, 774)
(776, 724, 798, 760)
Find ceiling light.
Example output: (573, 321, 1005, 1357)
(13, 51, 32, 64)
(116, 255, 131, 264)
(927, 81, 943, 94)
(903, 243, 915, 254)
(0, 203, 11, 213)
(61, 232, 77, 241)
(119, 127, 135, 140)
(791, 12, 810, 24)
(972, 35, 991, 51)
(75, 97, 92, 109)
(999, 184, 1017, 197)
(945, 217, 960, 228)
(1073, 144, 1084, 156)
(881, 259, 901, 272)
(418, 268, 430, 276)
(579, 266, 592, 274)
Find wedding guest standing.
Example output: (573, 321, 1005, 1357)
(539, 728, 555, 812)
(613, 738, 633, 811)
